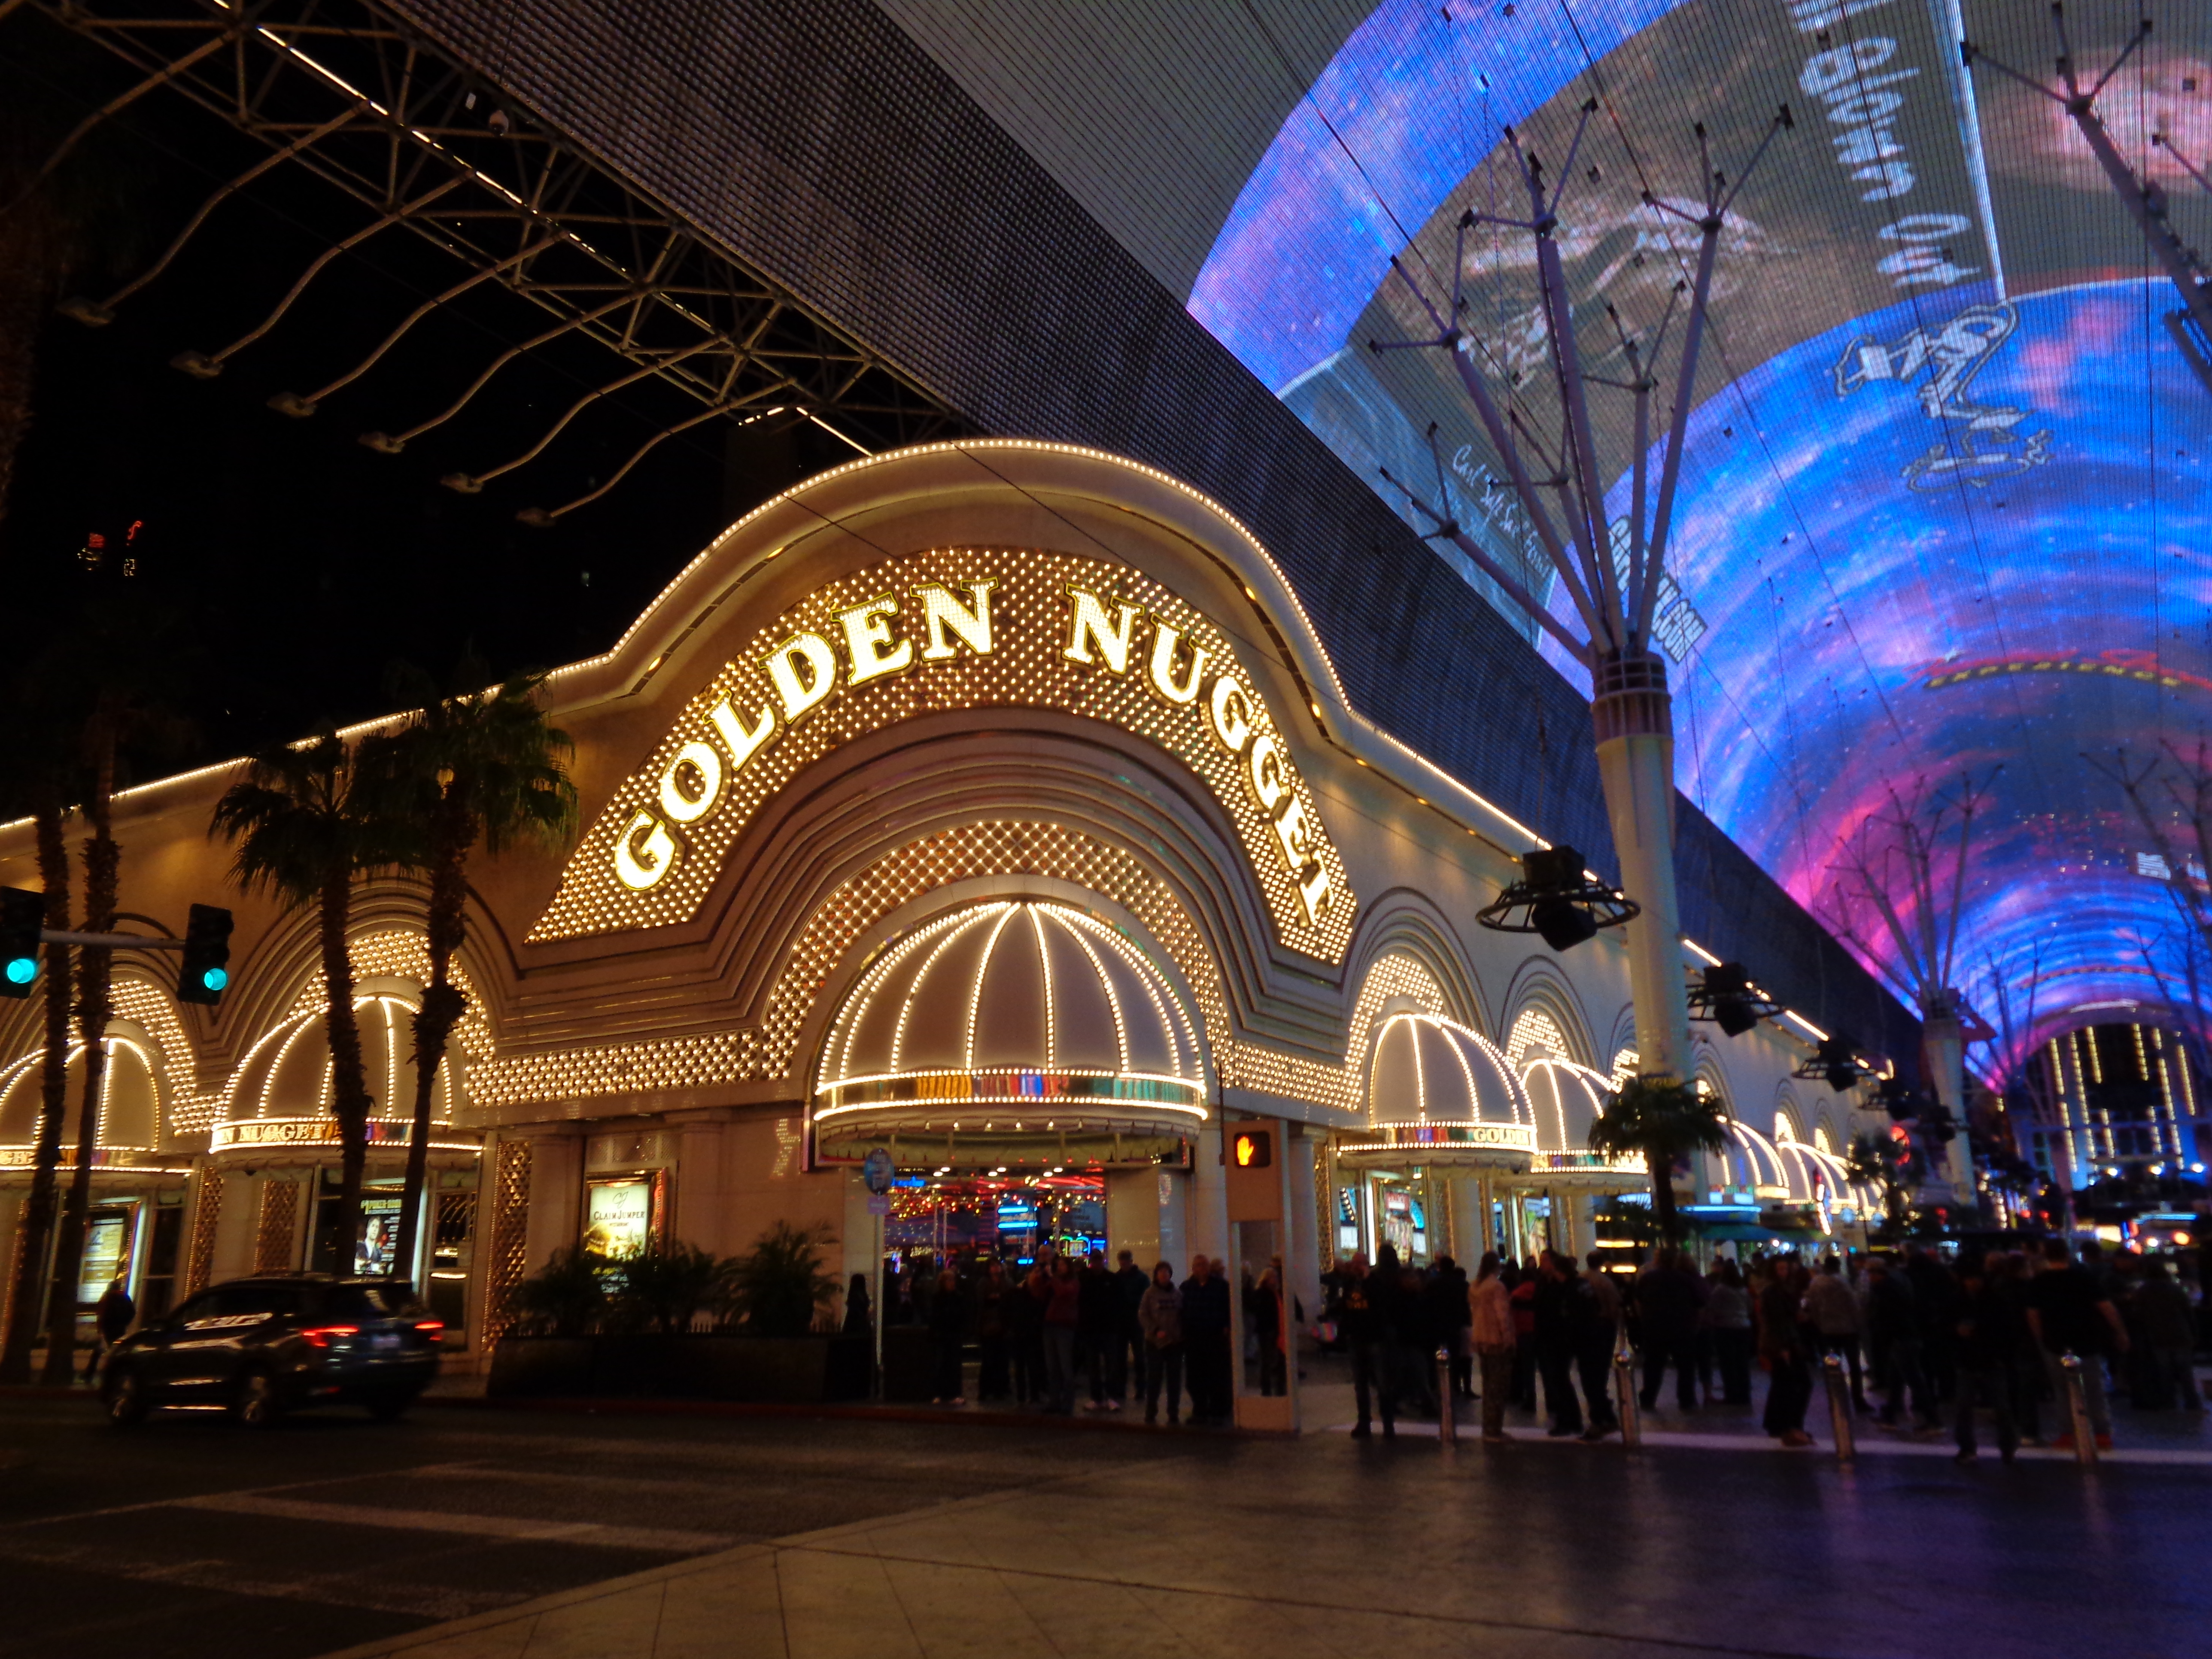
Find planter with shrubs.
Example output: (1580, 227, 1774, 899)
(488, 1221, 868, 1403)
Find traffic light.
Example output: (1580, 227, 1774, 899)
(1231, 1127, 1272, 1169)
(176, 904, 234, 1005)
(0, 887, 41, 998)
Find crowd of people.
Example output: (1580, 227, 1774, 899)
(859, 1232, 2204, 1458)
(1322, 1236, 2205, 1461)
(865, 1245, 1292, 1425)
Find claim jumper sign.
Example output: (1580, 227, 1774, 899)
(529, 547, 1355, 961)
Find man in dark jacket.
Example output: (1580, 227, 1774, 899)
(1333, 1255, 1394, 1439)
(1578, 1254, 1623, 1439)
(1636, 1249, 1703, 1412)
(1867, 1258, 1939, 1430)
(1113, 1249, 1150, 1407)
(1953, 1252, 2021, 1463)
(2132, 1259, 2202, 1411)
(1181, 1254, 1233, 1425)
(1905, 1243, 1961, 1406)
(1428, 1255, 1474, 1400)
(1532, 1251, 1587, 1437)
(1079, 1252, 1124, 1410)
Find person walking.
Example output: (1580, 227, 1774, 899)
(1041, 1253, 1081, 1414)
(1335, 1254, 1394, 1439)
(86, 1278, 135, 1384)
(1578, 1253, 1622, 1440)
(1137, 1261, 1185, 1425)
(1804, 1256, 1867, 1413)
(1705, 1257, 1754, 1406)
(2026, 1238, 2129, 1450)
(1953, 1252, 2021, 1464)
(1757, 1252, 1815, 1447)
(1470, 1250, 1515, 1441)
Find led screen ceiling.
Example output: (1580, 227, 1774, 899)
(1187, 0, 2212, 1070)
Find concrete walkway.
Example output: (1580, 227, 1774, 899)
(310, 1399, 2212, 1659)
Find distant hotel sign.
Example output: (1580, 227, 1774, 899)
(532, 548, 1356, 961)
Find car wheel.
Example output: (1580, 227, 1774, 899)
(365, 1390, 417, 1423)
(231, 1367, 286, 1429)
(103, 1366, 149, 1428)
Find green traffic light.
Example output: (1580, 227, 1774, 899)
(201, 966, 229, 993)
(3, 957, 35, 986)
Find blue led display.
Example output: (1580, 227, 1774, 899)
(1189, 0, 2212, 1069)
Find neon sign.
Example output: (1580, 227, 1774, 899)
(532, 548, 1355, 960)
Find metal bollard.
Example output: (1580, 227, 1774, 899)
(1613, 1334, 1643, 1447)
(2061, 1352, 2098, 1465)
(1823, 1352, 1855, 1463)
(1436, 1347, 1457, 1446)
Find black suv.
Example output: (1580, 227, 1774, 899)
(101, 1274, 442, 1427)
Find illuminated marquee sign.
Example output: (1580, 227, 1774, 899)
(210, 1117, 473, 1152)
(532, 548, 1355, 960)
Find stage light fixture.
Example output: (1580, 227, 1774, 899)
(1476, 845, 1638, 954)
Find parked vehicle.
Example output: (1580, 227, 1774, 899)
(100, 1274, 441, 1427)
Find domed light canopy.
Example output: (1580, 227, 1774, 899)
(814, 900, 1208, 1169)
(212, 994, 462, 1153)
(1516, 1053, 1649, 1186)
(0, 1037, 159, 1158)
(1339, 1013, 1534, 1168)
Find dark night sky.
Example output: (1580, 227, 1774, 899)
(1, 14, 854, 773)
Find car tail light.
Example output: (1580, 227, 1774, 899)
(414, 1320, 445, 1340)
(299, 1324, 360, 1349)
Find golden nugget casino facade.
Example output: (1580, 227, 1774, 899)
(0, 444, 1880, 1369)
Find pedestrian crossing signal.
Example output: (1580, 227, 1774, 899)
(1232, 1129, 1271, 1169)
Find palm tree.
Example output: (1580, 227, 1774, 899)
(372, 662, 574, 1276)
(39, 586, 193, 1383)
(1587, 1074, 1729, 1241)
(1846, 1130, 1914, 1238)
(0, 703, 71, 1384)
(211, 732, 418, 1259)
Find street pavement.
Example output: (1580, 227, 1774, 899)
(0, 1392, 1176, 1659)
(1, 1383, 2207, 1659)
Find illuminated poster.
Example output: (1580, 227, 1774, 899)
(78, 1212, 131, 1304)
(355, 1194, 404, 1276)
(584, 1178, 654, 1257)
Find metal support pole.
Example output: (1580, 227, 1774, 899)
(1823, 1352, 1855, 1463)
(2062, 1352, 2097, 1465)
(872, 1209, 885, 1402)
(1613, 1331, 1642, 1447)
(1436, 1347, 1458, 1446)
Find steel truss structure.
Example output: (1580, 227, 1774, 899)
(14, 0, 963, 520)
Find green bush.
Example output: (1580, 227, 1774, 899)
(607, 1240, 735, 1334)
(726, 1221, 839, 1337)
(507, 1244, 612, 1336)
